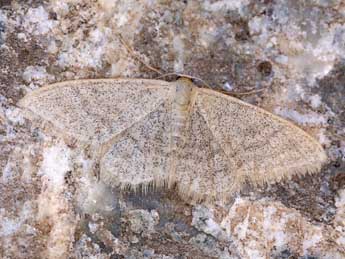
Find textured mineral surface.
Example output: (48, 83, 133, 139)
(0, 0, 344, 258)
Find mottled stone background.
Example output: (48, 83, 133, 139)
(0, 0, 344, 258)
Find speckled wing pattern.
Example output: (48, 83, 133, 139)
(100, 100, 173, 189)
(18, 78, 327, 203)
(18, 79, 172, 144)
(175, 88, 327, 202)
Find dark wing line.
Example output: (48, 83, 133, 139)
(193, 88, 328, 187)
(191, 93, 245, 189)
(195, 87, 326, 156)
(99, 91, 175, 159)
(18, 78, 174, 145)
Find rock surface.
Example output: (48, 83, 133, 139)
(0, 0, 344, 258)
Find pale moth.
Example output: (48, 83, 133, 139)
(18, 78, 327, 203)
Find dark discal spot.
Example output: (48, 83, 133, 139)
(257, 61, 272, 77)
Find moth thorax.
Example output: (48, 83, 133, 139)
(171, 78, 194, 148)
(174, 78, 194, 106)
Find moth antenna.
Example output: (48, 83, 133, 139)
(156, 73, 213, 89)
(116, 33, 164, 76)
(117, 33, 267, 97)
(222, 87, 267, 97)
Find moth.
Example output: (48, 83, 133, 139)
(18, 78, 327, 203)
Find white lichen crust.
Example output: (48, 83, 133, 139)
(18, 78, 328, 204)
